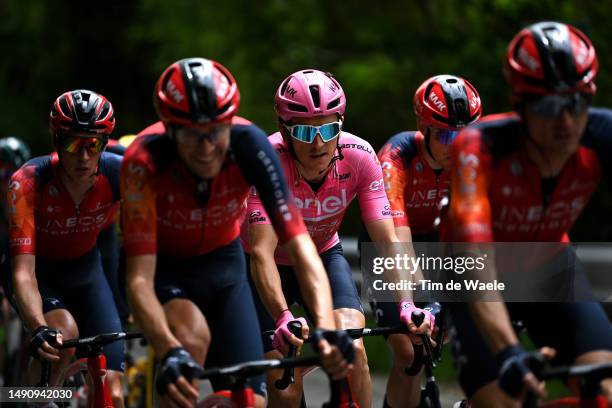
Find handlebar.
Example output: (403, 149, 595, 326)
(37, 332, 144, 387)
(199, 355, 320, 381)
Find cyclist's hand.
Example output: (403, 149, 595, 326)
(497, 346, 555, 400)
(272, 309, 308, 354)
(312, 329, 354, 380)
(29, 326, 62, 361)
(156, 347, 203, 408)
(399, 301, 435, 336)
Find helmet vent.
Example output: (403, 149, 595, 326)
(327, 98, 340, 110)
(195, 87, 215, 120)
(59, 98, 71, 116)
(98, 103, 110, 120)
(453, 99, 468, 125)
(280, 78, 291, 96)
(445, 78, 458, 84)
(288, 103, 308, 113)
(309, 85, 320, 108)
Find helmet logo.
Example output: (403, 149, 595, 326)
(575, 41, 588, 65)
(470, 94, 480, 109)
(518, 47, 540, 72)
(286, 86, 297, 98)
(166, 79, 184, 104)
(429, 93, 446, 112)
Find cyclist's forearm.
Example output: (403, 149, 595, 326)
(250, 248, 288, 320)
(12, 255, 45, 331)
(285, 235, 336, 329)
(126, 257, 180, 356)
(468, 301, 519, 353)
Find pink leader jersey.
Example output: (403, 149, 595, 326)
(242, 131, 391, 264)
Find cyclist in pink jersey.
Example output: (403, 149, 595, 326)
(242, 69, 433, 408)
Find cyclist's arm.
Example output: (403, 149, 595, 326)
(379, 137, 411, 232)
(449, 130, 518, 352)
(126, 254, 180, 356)
(284, 234, 335, 329)
(12, 254, 45, 331)
(7, 167, 44, 331)
(248, 222, 287, 320)
(361, 141, 416, 303)
(394, 226, 413, 242)
(120, 148, 180, 355)
(233, 125, 335, 329)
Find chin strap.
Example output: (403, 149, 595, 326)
(423, 128, 440, 166)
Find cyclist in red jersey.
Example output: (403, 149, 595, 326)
(7, 90, 127, 406)
(121, 58, 354, 408)
(0, 136, 31, 385)
(446, 22, 612, 406)
(370, 75, 482, 407)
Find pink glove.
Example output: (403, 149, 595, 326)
(272, 310, 308, 354)
(398, 301, 435, 333)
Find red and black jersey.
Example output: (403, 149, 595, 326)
(8, 152, 121, 260)
(446, 108, 612, 243)
(120, 117, 306, 257)
(378, 131, 449, 237)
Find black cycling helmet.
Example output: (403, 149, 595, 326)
(0, 137, 31, 169)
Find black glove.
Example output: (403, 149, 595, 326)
(311, 329, 355, 364)
(156, 347, 204, 396)
(497, 345, 536, 398)
(29, 325, 59, 360)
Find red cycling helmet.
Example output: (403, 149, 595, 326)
(154, 58, 240, 127)
(504, 21, 598, 96)
(50, 90, 115, 143)
(413, 75, 482, 130)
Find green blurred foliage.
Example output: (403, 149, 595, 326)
(0, 0, 610, 237)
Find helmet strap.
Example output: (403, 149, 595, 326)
(424, 128, 440, 165)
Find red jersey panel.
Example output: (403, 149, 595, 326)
(379, 131, 449, 236)
(8, 152, 121, 259)
(121, 118, 306, 257)
(447, 110, 612, 242)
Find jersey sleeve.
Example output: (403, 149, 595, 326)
(378, 140, 410, 227)
(8, 165, 37, 255)
(231, 125, 306, 244)
(120, 145, 158, 256)
(447, 129, 493, 242)
(584, 108, 612, 194)
(356, 141, 392, 223)
(246, 187, 272, 226)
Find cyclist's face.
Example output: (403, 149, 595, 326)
(174, 124, 231, 179)
(524, 106, 588, 155)
(59, 136, 104, 181)
(289, 114, 339, 173)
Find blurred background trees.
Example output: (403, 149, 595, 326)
(1, 0, 610, 238)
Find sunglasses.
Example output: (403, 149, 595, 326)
(528, 93, 591, 117)
(59, 136, 106, 155)
(436, 129, 459, 145)
(174, 125, 229, 146)
(284, 121, 342, 143)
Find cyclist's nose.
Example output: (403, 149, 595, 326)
(313, 133, 325, 148)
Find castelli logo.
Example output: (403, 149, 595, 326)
(429, 93, 446, 112)
(166, 79, 184, 103)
